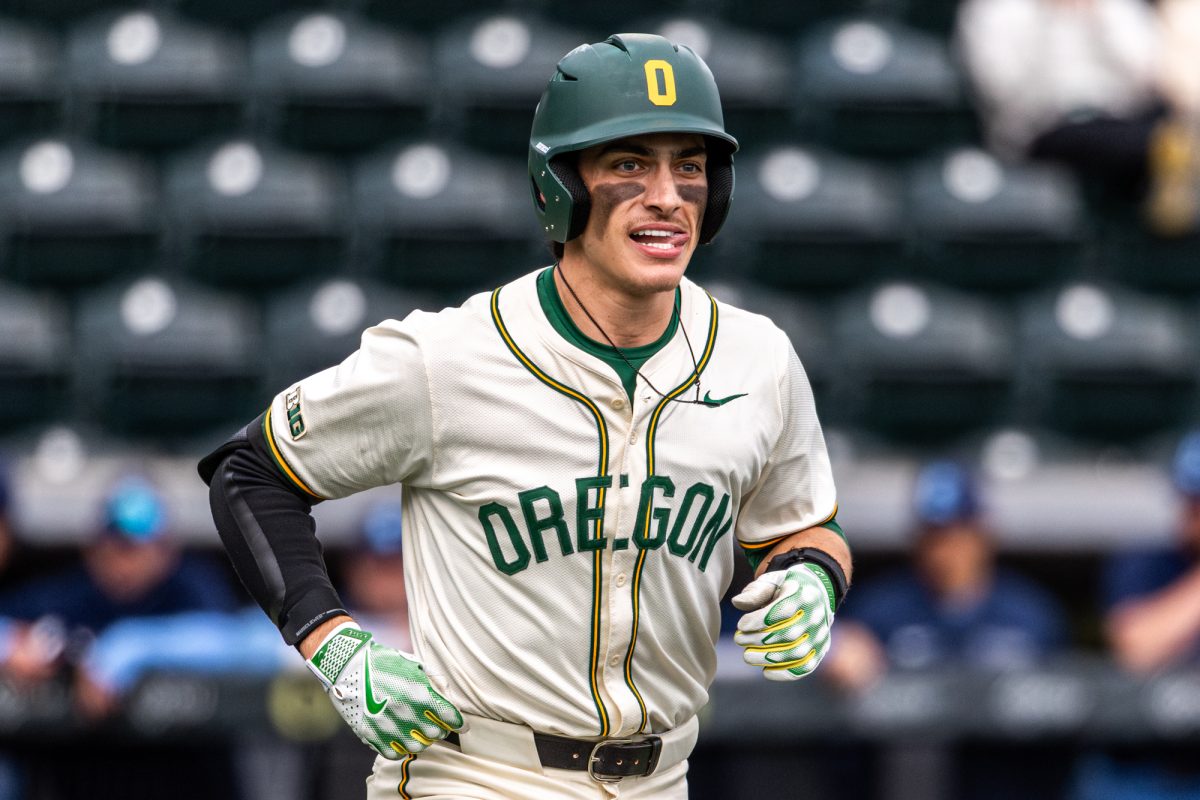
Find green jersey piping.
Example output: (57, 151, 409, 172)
(490, 286, 614, 736)
(625, 291, 720, 733)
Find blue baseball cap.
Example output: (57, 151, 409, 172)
(103, 477, 166, 542)
(913, 461, 980, 526)
(359, 500, 403, 556)
(1172, 431, 1200, 497)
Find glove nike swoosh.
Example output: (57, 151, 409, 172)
(363, 652, 389, 715)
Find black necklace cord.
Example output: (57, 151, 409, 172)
(554, 263, 713, 407)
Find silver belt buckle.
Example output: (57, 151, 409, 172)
(587, 738, 636, 783)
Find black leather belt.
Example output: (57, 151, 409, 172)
(444, 730, 663, 782)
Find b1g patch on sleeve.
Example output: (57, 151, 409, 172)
(285, 387, 307, 440)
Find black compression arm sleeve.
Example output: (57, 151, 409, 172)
(201, 416, 348, 646)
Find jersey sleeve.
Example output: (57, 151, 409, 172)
(263, 314, 436, 500)
(736, 337, 838, 549)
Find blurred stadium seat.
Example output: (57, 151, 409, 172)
(2, 0, 122, 28)
(250, 10, 433, 153)
(73, 275, 262, 437)
(65, 9, 247, 151)
(1099, 219, 1200, 295)
(163, 138, 349, 289)
(716, 0, 848, 35)
(433, 13, 586, 156)
(633, 16, 794, 149)
(793, 16, 976, 158)
(0, 17, 61, 146)
(907, 147, 1087, 292)
(172, 0, 315, 28)
(1017, 282, 1199, 441)
(351, 140, 540, 292)
(0, 137, 158, 288)
(0, 281, 70, 433)
(834, 280, 1016, 442)
(263, 276, 441, 392)
(718, 143, 905, 291)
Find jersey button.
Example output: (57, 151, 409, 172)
(615, 573, 627, 587)
(611, 397, 626, 411)
(609, 655, 621, 667)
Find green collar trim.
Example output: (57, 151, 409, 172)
(536, 266, 679, 401)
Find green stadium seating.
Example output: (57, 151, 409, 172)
(250, 11, 433, 153)
(73, 275, 262, 438)
(65, 9, 246, 151)
(834, 280, 1017, 442)
(432, 13, 586, 156)
(793, 16, 976, 158)
(0, 137, 158, 288)
(351, 140, 541, 293)
(907, 147, 1088, 292)
(163, 138, 349, 289)
(0, 281, 70, 432)
(0, 18, 61, 145)
(1017, 282, 1199, 442)
(717, 143, 906, 291)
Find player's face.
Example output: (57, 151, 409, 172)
(569, 132, 708, 298)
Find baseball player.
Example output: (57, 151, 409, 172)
(199, 33, 851, 799)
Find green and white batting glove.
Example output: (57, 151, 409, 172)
(306, 622, 463, 759)
(731, 563, 836, 681)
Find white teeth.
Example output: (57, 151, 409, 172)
(643, 241, 673, 250)
(633, 229, 674, 237)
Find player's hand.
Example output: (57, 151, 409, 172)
(731, 563, 835, 681)
(305, 622, 463, 759)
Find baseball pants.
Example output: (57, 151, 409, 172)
(365, 714, 694, 800)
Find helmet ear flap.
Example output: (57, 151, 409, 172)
(699, 153, 733, 245)
(549, 158, 591, 241)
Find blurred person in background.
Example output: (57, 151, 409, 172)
(337, 498, 411, 651)
(954, 0, 1200, 235)
(0, 475, 237, 696)
(1070, 429, 1200, 799)
(822, 461, 1070, 800)
(825, 460, 1067, 689)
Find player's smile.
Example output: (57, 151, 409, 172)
(628, 223, 690, 260)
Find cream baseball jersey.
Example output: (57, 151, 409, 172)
(263, 267, 837, 738)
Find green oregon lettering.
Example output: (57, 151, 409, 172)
(576, 476, 612, 552)
(519, 486, 573, 562)
(479, 502, 529, 575)
(632, 476, 675, 550)
(480, 477, 730, 574)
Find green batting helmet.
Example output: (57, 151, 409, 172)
(529, 33, 739, 245)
